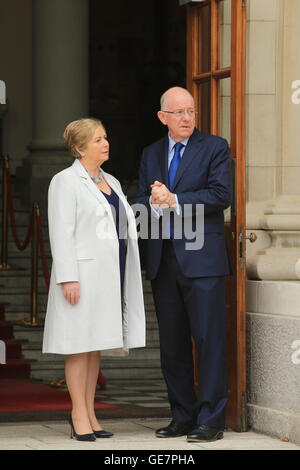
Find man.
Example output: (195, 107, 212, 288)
(135, 87, 232, 442)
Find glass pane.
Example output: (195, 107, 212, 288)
(198, 4, 211, 74)
(198, 81, 211, 134)
(220, 76, 231, 222)
(220, 0, 231, 69)
(220, 77, 231, 144)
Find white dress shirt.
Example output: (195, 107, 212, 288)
(150, 135, 190, 218)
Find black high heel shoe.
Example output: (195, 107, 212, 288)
(69, 417, 96, 442)
(92, 429, 114, 438)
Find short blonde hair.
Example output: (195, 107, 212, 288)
(64, 118, 104, 158)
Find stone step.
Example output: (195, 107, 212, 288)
(0, 321, 14, 339)
(22, 343, 161, 363)
(13, 325, 45, 343)
(0, 268, 30, 277)
(0, 262, 152, 284)
(12, 324, 160, 345)
(92, 366, 164, 381)
(0, 285, 48, 295)
(0, 209, 49, 226)
(30, 359, 163, 382)
(0, 359, 31, 379)
(5, 309, 158, 325)
(4, 227, 49, 242)
(3, 299, 156, 315)
(0, 272, 152, 297)
(3, 257, 51, 270)
(5, 312, 47, 323)
(3, 299, 155, 314)
(2, 339, 22, 360)
(0, 283, 154, 303)
(1, 304, 38, 315)
(0, 276, 48, 290)
(7, 242, 51, 257)
(0, 194, 31, 211)
(0, 292, 48, 306)
(2, 301, 156, 317)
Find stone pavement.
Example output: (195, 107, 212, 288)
(0, 418, 299, 450)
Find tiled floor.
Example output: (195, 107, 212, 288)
(0, 418, 299, 450)
(94, 380, 169, 408)
(1, 379, 299, 450)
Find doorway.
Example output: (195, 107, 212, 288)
(89, 0, 248, 432)
(186, 0, 247, 431)
(89, 0, 187, 183)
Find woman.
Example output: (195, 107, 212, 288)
(42, 118, 145, 441)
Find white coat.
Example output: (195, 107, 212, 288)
(42, 159, 145, 355)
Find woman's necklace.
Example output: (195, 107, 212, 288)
(87, 167, 103, 183)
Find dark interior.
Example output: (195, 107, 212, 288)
(89, 0, 186, 184)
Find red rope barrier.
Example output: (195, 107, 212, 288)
(4, 159, 50, 290)
(5, 166, 33, 251)
(36, 210, 50, 290)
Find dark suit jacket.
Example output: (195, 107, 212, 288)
(135, 128, 232, 280)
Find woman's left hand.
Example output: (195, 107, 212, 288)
(63, 281, 80, 305)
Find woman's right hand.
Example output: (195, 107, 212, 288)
(63, 282, 80, 305)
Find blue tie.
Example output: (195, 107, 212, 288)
(168, 142, 184, 189)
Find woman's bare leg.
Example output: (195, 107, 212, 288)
(86, 351, 103, 431)
(65, 353, 93, 435)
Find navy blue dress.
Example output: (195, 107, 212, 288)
(101, 189, 127, 290)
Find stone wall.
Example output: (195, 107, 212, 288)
(246, 0, 300, 445)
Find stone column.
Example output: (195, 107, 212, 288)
(17, 0, 89, 210)
(246, 0, 300, 446)
(247, 0, 300, 281)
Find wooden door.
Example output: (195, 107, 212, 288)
(186, 0, 247, 431)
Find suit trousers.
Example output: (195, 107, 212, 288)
(151, 240, 228, 429)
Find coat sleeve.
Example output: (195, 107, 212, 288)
(48, 173, 79, 285)
(134, 150, 151, 210)
(176, 139, 232, 215)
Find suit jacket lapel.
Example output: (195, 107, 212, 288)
(158, 137, 169, 186)
(171, 129, 204, 191)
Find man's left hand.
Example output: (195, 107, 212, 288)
(151, 181, 176, 208)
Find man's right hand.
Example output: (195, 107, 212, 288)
(151, 181, 176, 209)
(63, 282, 80, 305)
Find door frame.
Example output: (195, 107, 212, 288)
(186, 0, 247, 431)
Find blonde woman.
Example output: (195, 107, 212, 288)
(42, 118, 145, 441)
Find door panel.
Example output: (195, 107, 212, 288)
(220, 77, 231, 142)
(186, 0, 247, 431)
(220, 0, 232, 69)
(197, 3, 211, 74)
(198, 81, 211, 134)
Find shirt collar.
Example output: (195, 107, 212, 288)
(168, 134, 190, 153)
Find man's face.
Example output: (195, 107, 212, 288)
(157, 92, 196, 142)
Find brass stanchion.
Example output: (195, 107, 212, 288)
(20, 203, 39, 327)
(31, 202, 39, 326)
(0, 155, 10, 269)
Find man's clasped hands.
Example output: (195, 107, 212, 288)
(150, 181, 177, 210)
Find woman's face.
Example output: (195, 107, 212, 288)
(80, 126, 109, 165)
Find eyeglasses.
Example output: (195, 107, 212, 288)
(161, 109, 197, 118)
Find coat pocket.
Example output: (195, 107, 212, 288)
(76, 255, 95, 261)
